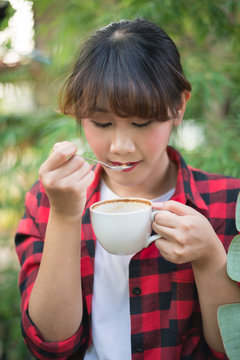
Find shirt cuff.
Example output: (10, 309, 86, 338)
(22, 308, 88, 360)
(209, 346, 228, 360)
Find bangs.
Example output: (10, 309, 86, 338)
(79, 62, 178, 120)
(60, 48, 182, 122)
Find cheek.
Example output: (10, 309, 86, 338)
(143, 126, 171, 154)
(83, 122, 107, 155)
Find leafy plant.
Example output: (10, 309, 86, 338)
(217, 193, 240, 359)
(0, 267, 33, 360)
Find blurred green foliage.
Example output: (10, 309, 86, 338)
(0, 268, 33, 359)
(0, 0, 240, 358)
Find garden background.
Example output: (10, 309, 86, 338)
(0, 0, 240, 359)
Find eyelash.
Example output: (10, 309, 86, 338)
(133, 121, 152, 128)
(92, 121, 152, 128)
(92, 121, 111, 128)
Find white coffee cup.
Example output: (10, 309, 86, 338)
(90, 197, 161, 255)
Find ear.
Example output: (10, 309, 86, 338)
(173, 91, 191, 126)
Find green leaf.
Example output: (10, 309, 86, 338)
(227, 235, 240, 282)
(236, 192, 240, 232)
(217, 304, 240, 359)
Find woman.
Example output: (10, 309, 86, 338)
(15, 18, 240, 359)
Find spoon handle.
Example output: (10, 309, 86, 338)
(83, 156, 109, 167)
(76, 152, 111, 168)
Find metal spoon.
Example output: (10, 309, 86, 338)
(76, 151, 133, 171)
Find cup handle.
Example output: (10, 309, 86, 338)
(145, 233, 162, 247)
(144, 210, 162, 248)
(151, 210, 158, 221)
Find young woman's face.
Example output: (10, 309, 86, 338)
(82, 111, 180, 198)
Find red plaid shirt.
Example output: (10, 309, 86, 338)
(15, 147, 240, 360)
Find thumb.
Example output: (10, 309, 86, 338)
(157, 200, 197, 216)
(152, 202, 163, 210)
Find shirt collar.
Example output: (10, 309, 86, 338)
(167, 146, 208, 211)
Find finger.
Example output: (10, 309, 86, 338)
(50, 154, 87, 181)
(41, 143, 78, 173)
(53, 141, 70, 150)
(154, 237, 175, 260)
(157, 200, 197, 216)
(59, 161, 93, 186)
(152, 221, 177, 240)
(155, 237, 187, 264)
(152, 201, 163, 210)
(76, 170, 95, 191)
(153, 210, 177, 228)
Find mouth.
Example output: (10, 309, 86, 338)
(110, 160, 141, 172)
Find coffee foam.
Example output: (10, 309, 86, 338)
(93, 200, 150, 213)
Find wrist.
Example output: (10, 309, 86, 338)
(192, 239, 227, 272)
(47, 192, 87, 220)
(49, 208, 83, 225)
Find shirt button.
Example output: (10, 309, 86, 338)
(132, 287, 141, 296)
(136, 346, 144, 352)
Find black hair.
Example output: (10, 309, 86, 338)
(59, 18, 191, 122)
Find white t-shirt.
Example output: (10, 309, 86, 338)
(84, 182, 175, 360)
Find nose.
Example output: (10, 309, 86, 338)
(109, 130, 136, 155)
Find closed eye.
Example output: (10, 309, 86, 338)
(91, 121, 112, 128)
(132, 121, 152, 128)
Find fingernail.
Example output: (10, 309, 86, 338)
(53, 141, 68, 150)
(153, 202, 163, 209)
(53, 142, 77, 156)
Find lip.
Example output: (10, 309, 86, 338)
(110, 160, 141, 172)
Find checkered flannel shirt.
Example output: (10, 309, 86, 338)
(15, 146, 240, 360)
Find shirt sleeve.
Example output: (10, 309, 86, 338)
(15, 181, 89, 359)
